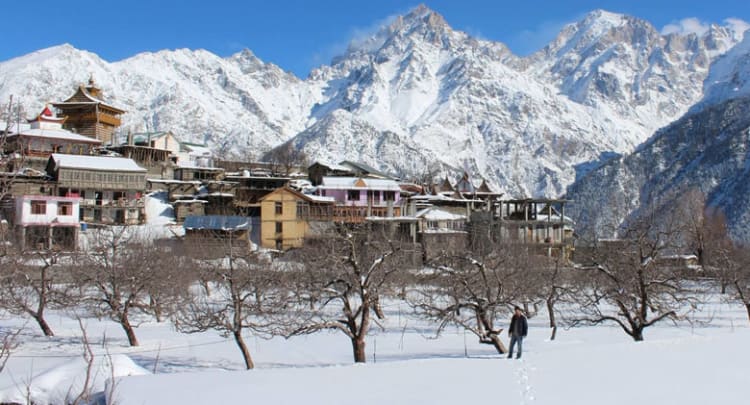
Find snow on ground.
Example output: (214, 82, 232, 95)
(0, 299, 747, 404)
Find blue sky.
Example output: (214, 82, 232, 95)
(3, 0, 749, 78)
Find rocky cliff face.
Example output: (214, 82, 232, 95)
(567, 33, 750, 242)
(0, 6, 745, 197)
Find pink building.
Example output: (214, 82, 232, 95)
(14, 195, 81, 251)
(315, 177, 402, 222)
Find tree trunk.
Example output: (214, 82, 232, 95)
(150, 297, 163, 323)
(745, 304, 750, 324)
(547, 299, 556, 329)
(33, 314, 54, 337)
(374, 298, 385, 320)
(631, 327, 644, 342)
(487, 333, 507, 354)
(233, 330, 255, 369)
(120, 314, 139, 347)
(351, 336, 366, 363)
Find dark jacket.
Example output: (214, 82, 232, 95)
(509, 313, 528, 337)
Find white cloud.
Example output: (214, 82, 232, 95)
(724, 18, 750, 38)
(661, 17, 710, 36)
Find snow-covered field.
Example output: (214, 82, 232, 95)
(0, 299, 747, 405)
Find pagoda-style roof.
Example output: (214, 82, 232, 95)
(477, 179, 492, 193)
(28, 106, 65, 124)
(435, 176, 454, 193)
(53, 79, 125, 114)
(455, 172, 476, 194)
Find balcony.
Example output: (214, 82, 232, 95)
(79, 198, 145, 209)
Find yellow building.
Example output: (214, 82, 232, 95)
(258, 187, 334, 250)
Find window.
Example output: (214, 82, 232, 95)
(58, 202, 73, 216)
(30, 200, 47, 215)
(384, 191, 396, 202)
(275, 239, 283, 250)
(347, 190, 360, 201)
(275, 221, 283, 233)
(275, 201, 283, 215)
(367, 190, 380, 204)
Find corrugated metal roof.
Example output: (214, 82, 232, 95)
(183, 215, 250, 231)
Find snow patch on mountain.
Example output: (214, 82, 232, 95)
(0, 6, 747, 197)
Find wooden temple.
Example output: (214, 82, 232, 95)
(52, 77, 125, 145)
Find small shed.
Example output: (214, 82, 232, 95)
(183, 215, 251, 254)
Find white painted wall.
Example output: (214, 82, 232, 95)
(15, 196, 81, 226)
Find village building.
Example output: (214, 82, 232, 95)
(224, 173, 291, 216)
(315, 176, 402, 223)
(307, 161, 355, 186)
(178, 142, 214, 168)
(173, 166, 225, 182)
(497, 198, 574, 258)
(173, 199, 207, 223)
(13, 195, 81, 251)
(258, 187, 334, 250)
(52, 78, 125, 145)
(147, 179, 202, 200)
(2, 106, 102, 171)
(129, 131, 181, 154)
(46, 154, 147, 225)
(182, 215, 252, 256)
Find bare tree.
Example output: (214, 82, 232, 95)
(0, 249, 76, 336)
(674, 189, 733, 272)
(175, 231, 289, 370)
(1, 96, 25, 201)
(568, 214, 702, 341)
(713, 244, 750, 323)
(526, 254, 571, 340)
(1, 96, 25, 249)
(283, 223, 413, 363)
(74, 227, 173, 346)
(408, 245, 540, 355)
(0, 327, 21, 373)
(263, 141, 307, 176)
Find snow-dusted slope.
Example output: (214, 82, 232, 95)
(0, 44, 318, 157)
(567, 33, 750, 241)
(0, 6, 746, 196)
(286, 6, 746, 196)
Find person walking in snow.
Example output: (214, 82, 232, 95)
(507, 306, 528, 359)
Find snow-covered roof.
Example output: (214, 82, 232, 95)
(535, 214, 575, 224)
(310, 160, 351, 172)
(181, 143, 213, 156)
(415, 207, 467, 221)
(10, 128, 102, 144)
(53, 84, 125, 113)
(339, 161, 395, 179)
(50, 153, 147, 172)
(306, 194, 336, 203)
(319, 177, 401, 191)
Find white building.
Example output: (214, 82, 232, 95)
(14, 195, 81, 251)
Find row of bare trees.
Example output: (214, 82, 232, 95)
(1, 200, 750, 369)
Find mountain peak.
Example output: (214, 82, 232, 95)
(340, 5, 454, 58)
(399, 4, 448, 30)
(583, 9, 627, 24)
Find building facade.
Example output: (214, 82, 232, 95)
(46, 154, 147, 225)
(14, 195, 80, 251)
(259, 187, 333, 250)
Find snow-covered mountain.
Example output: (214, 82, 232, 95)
(567, 32, 750, 242)
(0, 45, 317, 156)
(0, 6, 746, 196)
